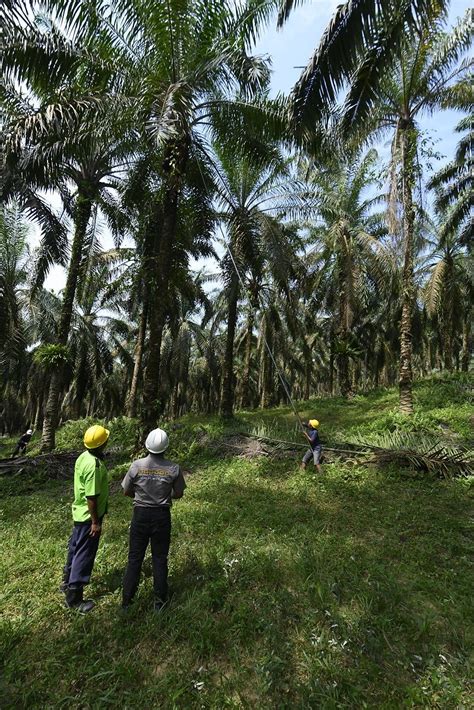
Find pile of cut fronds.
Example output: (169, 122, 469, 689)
(353, 432, 473, 478)
(240, 424, 473, 477)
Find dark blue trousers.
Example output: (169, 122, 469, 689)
(64, 520, 102, 586)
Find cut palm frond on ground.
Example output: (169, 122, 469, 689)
(369, 444, 473, 477)
(355, 431, 474, 477)
(239, 430, 473, 477)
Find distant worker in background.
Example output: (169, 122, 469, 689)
(121, 427, 186, 613)
(301, 419, 323, 473)
(61, 424, 110, 614)
(11, 428, 33, 458)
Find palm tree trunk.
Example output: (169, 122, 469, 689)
(461, 308, 471, 372)
(363, 350, 369, 390)
(126, 302, 148, 418)
(329, 329, 335, 395)
(304, 356, 311, 401)
(142, 142, 188, 431)
(220, 276, 239, 419)
(443, 328, 453, 371)
(141, 282, 166, 430)
(34, 390, 44, 431)
(170, 381, 179, 419)
(374, 354, 380, 388)
(240, 305, 255, 408)
(398, 124, 416, 414)
(352, 361, 360, 392)
(41, 191, 93, 451)
(442, 258, 455, 371)
(338, 251, 352, 398)
(259, 317, 273, 409)
(180, 354, 190, 416)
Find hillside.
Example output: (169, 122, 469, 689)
(1, 376, 473, 708)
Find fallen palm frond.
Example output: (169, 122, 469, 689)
(0, 451, 125, 478)
(239, 431, 371, 456)
(354, 431, 474, 478)
(0, 452, 79, 478)
(239, 428, 473, 477)
(368, 444, 473, 477)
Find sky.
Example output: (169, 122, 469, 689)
(33, 0, 471, 292)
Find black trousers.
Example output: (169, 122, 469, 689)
(64, 519, 102, 586)
(11, 443, 26, 458)
(122, 506, 171, 605)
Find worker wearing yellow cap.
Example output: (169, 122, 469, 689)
(301, 419, 322, 473)
(60, 424, 110, 613)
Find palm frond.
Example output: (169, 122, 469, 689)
(360, 431, 474, 477)
(290, 0, 449, 125)
(24, 193, 69, 291)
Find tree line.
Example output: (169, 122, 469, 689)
(0, 0, 472, 449)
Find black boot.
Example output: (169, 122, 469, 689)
(59, 567, 69, 593)
(65, 585, 95, 614)
(153, 597, 167, 613)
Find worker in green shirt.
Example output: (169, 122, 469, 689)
(61, 425, 110, 614)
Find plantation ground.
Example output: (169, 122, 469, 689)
(1, 377, 473, 708)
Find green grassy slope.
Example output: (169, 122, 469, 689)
(1, 376, 473, 708)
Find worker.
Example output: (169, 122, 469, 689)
(301, 419, 323, 473)
(61, 424, 110, 613)
(11, 428, 33, 458)
(121, 427, 186, 613)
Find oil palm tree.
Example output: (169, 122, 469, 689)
(0, 204, 29, 363)
(305, 149, 391, 396)
(158, 271, 212, 418)
(16, 0, 279, 429)
(212, 142, 306, 418)
(64, 250, 135, 419)
(3, 0, 278, 434)
(423, 222, 473, 372)
(0, 204, 32, 432)
(277, 0, 452, 127)
(428, 113, 473, 249)
(2, 15, 138, 446)
(339, 12, 472, 411)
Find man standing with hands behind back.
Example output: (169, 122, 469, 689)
(61, 424, 110, 614)
(121, 427, 186, 613)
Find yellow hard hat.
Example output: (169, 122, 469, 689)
(309, 419, 319, 428)
(84, 425, 110, 450)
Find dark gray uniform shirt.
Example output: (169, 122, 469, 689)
(121, 453, 186, 507)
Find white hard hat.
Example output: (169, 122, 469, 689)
(145, 428, 169, 454)
(26, 429, 33, 435)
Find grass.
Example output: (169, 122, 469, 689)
(1, 374, 473, 708)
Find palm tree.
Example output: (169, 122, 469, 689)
(158, 272, 211, 418)
(0, 204, 31, 433)
(423, 222, 472, 372)
(64, 251, 135, 419)
(2, 14, 138, 447)
(0, 204, 29, 362)
(338, 13, 472, 411)
(212, 142, 306, 418)
(278, 0, 452, 127)
(188, 298, 225, 414)
(428, 113, 473, 250)
(20, 0, 278, 430)
(305, 149, 391, 396)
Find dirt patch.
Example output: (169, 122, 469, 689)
(207, 435, 273, 459)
